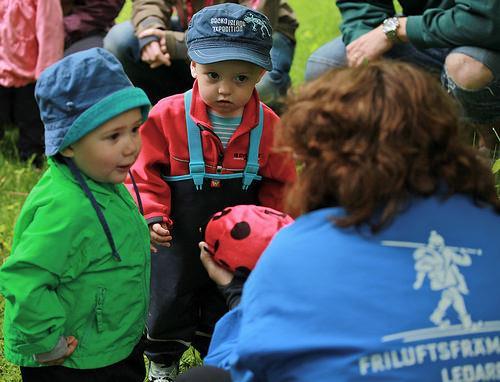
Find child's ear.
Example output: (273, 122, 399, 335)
(60, 146, 74, 158)
(190, 61, 197, 79)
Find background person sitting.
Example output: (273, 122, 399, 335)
(305, 0, 500, 155)
(103, 0, 298, 110)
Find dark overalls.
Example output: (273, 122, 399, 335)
(145, 91, 264, 365)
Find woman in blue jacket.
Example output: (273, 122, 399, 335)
(179, 60, 500, 381)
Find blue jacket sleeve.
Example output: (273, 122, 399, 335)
(204, 308, 243, 370)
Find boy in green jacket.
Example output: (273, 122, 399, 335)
(0, 48, 151, 382)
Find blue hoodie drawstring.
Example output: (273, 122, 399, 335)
(63, 159, 146, 261)
(64, 157, 121, 261)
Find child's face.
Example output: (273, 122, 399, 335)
(191, 60, 265, 117)
(61, 108, 143, 184)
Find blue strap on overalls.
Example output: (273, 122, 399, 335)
(163, 90, 263, 189)
(242, 103, 263, 190)
(185, 90, 207, 190)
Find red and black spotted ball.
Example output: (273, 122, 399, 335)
(203, 205, 294, 272)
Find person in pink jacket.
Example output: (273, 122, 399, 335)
(0, 0, 63, 165)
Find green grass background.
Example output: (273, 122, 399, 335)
(0, 1, 339, 380)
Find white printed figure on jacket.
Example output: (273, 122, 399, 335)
(383, 231, 482, 330)
(413, 231, 483, 329)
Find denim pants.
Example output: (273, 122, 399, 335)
(104, 21, 295, 109)
(256, 31, 295, 109)
(305, 36, 500, 125)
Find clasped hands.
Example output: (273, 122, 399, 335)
(138, 28, 172, 68)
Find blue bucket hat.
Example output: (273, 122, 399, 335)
(35, 48, 151, 156)
(186, 3, 273, 71)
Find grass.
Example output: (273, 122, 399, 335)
(0, 1, 338, 381)
(0, 131, 46, 381)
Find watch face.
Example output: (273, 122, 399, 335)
(383, 17, 399, 40)
(389, 19, 398, 29)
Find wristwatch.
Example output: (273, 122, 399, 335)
(382, 17, 400, 43)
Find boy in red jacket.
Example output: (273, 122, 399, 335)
(126, 3, 296, 381)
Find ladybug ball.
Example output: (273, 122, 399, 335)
(203, 205, 294, 272)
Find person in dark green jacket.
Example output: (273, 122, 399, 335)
(0, 48, 151, 382)
(305, 1, 500, 154)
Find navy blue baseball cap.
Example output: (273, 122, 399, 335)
(186, 3, 273, 71)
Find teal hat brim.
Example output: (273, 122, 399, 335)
(59, 87, 151, 152)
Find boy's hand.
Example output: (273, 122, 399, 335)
(38, 336, 78, 366)
(200, 242, 249, 309)
(150, 222, 172, 252)
(199, 241, 234, 286)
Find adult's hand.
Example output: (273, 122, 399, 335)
(346, 18, 408, 67)
(199, 241, 234, 287)
(346, 25, 393, 67)
(139, 28, 171, 68)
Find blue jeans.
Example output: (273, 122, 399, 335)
(104, 22, 295, 110)
(256, 31, 295, 109)
(305, 36, 500, 124)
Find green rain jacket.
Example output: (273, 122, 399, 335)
(0, 158, 150, 369)
(337, 0, 500, 51)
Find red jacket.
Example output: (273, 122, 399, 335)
(127, 81, 296, 224)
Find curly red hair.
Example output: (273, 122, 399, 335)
(277, 60, 499, 231)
